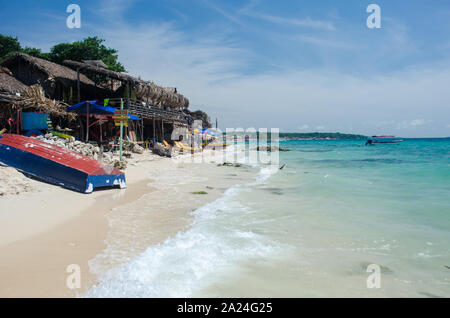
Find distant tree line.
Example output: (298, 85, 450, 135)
(278, 132, 367, 139)
(0, 34, 125, 72)
(184, 110, 212, 128)
(0, 34, 216, 121)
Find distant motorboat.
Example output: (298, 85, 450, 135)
(366, 135, 403, 145)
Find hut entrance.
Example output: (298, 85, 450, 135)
(141, 119, 175, 143)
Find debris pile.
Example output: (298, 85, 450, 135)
(152, 142, 172, 158)
(131, 143, 145, 154)
(255, 146, 290, 152)
(32, 134, 140, 170)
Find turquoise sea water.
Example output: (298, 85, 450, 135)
(195, 138, 450, 297)
(249, 138, 450, 297)
(87, 138, 450, 298)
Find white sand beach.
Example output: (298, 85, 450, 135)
(0, 150, 257, 298)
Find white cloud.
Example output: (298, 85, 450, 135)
(101, 22, 250, 86)
(243, 12, 336, 31)
(201, 0, 244, 25)
(102, 22, 450, 137)
(410, 119, 426, 126)
(298, 124, 309, 130)
(395, 119, 434, 129)
(294, 35, 355, 49)
(20, 6, 450, 138)
(96, 0, 137, 20)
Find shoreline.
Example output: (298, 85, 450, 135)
(0, 150, 257, 298)
(0, 153, 158, 297)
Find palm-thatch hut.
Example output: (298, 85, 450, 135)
(0, 67, 28, 97)
(0, 68, 27, 131)
(1, 53, 110, 104)
(0, 66, 75, 134)
(63, 59, 192, 142)
(63, 59, 189, 110)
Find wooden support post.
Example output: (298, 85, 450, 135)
(86, 101, 89, 142)
(79, 118, 84, 141)
(153, 118, 156, 142)
(16, 106, 20, 135)
(120, 99, 124, 161)
(77, 68, 81, 104)
(126, 82, 130, 109)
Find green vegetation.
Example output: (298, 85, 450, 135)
(21, 46, 48, 59)
(279, 132, 367, 140)
(0, 35, 21, 61)
(249, 131, 366, 140)
(185, 109, 212, 128)
(47, 37, 125, 72)
(0, 34, 125, 76)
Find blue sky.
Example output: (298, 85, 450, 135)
(1, 0, 450, 137)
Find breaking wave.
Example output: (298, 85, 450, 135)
(85, 167, 279, 298)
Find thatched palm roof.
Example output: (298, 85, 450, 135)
(83, 60, 108, 69)
(0, 84, 74, 119)
(64, 59, 137, 84)
(0, 68, 28, 95)
(1, 53, 95, 86)
(18, 85, 74, 119)
(64, 59, 189, 109)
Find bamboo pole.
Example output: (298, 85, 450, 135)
(16, 106, 20, 135)
(86, 102, 89, 142)
(77, 68, 81, 104)
(120, 99, 124, 161)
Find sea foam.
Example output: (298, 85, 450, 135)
(85, 167, 279, 298)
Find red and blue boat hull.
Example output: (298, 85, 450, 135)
(0, 134, 126, 193)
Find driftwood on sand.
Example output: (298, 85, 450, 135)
(255, 146, 290, 152)
(152, 143, 172, 158)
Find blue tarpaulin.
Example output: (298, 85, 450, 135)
(67, 101, 140, 120)
(22, 112, 49, 130)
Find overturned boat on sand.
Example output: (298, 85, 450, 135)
(0, 134, 126, 193)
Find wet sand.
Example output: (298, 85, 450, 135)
(0, 150, 256, 297)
